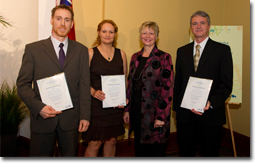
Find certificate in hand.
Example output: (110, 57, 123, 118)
(101, 75, 126, 108)
(181, 77, 213, 113)
(36, 72, 73, 111)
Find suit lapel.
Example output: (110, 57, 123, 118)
(197, 38, 214, 73)
(43, 37, 60, 68)
(63, 39, 76, 69)
(187, 42, 195, 72)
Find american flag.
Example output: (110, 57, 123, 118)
(56, 0, 76, 40)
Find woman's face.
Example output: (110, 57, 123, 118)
(98, 23, 116, 44)
(140, 26, 158, 47)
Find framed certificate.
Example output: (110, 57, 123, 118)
(36, 72, 73, 111)
(101, 75, 126, 108)
(181, 76, 213, 113)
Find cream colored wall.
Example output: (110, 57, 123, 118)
(73, 0, 103, 47)
(73, 0, 250, 137)
(222, 0, 250, 137)
(0, 0, 39, 138)
(0, 0, 38, 85)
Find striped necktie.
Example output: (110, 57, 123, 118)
(194, 45, 201, 71)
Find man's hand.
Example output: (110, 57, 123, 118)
(191, 101, 211, 115)
(78, 120, 90, 132)
(191, 108, 203, 115)
(39, 105, 62, 119)
(203, 101, 211, 111)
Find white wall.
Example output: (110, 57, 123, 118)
(0, 0, 40, 138)
(0, 0, 38, 85)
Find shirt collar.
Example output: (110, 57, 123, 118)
(194, 36, 209, 49)
(51, 35, 68, 48)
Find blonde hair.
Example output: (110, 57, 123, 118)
(139, 21, 159, 38)
(92, 19, 118, 47)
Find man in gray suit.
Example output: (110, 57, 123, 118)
(17, 4, 91, 156)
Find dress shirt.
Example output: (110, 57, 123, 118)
(193, 37, 209, 58)
(51, 35, 68, 58)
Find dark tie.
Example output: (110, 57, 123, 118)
(194, 45, 201, 71)
(59, 43, 65, 68)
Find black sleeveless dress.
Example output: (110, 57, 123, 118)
(84, 47, 125, 141)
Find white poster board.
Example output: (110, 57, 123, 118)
(191, 26, 243, 103)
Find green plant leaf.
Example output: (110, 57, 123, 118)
(0, 15, 12, 28)
(0, 81, 29, 135)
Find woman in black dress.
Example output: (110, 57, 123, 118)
(83, 20, 128, 157)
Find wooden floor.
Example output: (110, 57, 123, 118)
(8, 127, 249, 157)
(13, 136, 244, 157)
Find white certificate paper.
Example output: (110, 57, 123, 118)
(181, 77, 213, 113)
(101, 75, 126, 108)
(36, 72, 73, 111)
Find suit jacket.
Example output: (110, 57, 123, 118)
(172, 38, 233, 126)
(17, 37, 91, 133)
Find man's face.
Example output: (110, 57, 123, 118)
(191, 15, 210, 42)
(51, 9, 73, 41)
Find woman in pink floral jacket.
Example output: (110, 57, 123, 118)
(123, 21, 174, 157)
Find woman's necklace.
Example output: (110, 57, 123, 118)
(132, 57, 149, 80)
(132, 68, 145, 80)
(98, 46, 113, 61)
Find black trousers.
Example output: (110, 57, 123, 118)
(177, 114, 222, 157)
(30, 121, 78, 157)
(131, 90, 166, 157)
(134, 130, 166, 157)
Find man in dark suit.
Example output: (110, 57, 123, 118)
(173, 10, 233, 157)
(16, 5, 91, 156)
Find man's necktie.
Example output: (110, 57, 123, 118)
(194, 45, 201, 71)
(59, 43, 65, 68)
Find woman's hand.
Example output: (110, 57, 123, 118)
(93, 90, 105, 101)
(154, 119, 165, 128)
(123, 112, 129, 123)
(116, 99, 129, 109)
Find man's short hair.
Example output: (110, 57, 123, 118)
(190, 10, 211, 26)
(51, 4, 74, 20)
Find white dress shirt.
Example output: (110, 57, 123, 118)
(193, 37, 209, 58)
(51, 35, 69, 59)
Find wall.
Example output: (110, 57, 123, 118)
(222, 0, 251, 137)
(0, 0, 38, 85)
(0, 0, 250, 138)
(73, 0, 250, 137)
(0, 0, 39, 138)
